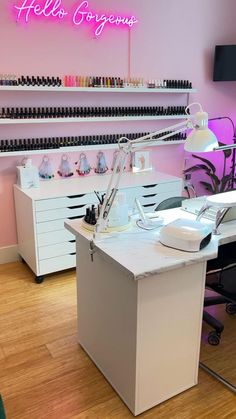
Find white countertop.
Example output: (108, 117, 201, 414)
(65, 208, 223, 280)
(14, 170, 181, 200)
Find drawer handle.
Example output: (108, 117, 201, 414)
(143, 184, 157, 188)
(69, 240, 76, 243)
(68, 215, 84, 220)
(143, 194, 157, 198)
(67, 194, 85, 198)
(143, 203, 156, 208)
(67, 204, 86, 209)
(70, 252, 76, 255)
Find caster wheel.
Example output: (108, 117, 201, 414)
(35, 275, 44, 284)
(226, 303, 236, 315)
(208, 331, 221, 346)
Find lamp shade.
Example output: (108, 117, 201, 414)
(206, 190, 236, 208)
(184, 111, 219, 152)
(185, 128, 219, 152)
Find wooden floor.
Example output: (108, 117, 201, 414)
(0, 262, 235, 419)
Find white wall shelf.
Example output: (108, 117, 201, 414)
(0, 140, 185, 157)
(0, 86, 197, 94)
(0, 115, 187, 125)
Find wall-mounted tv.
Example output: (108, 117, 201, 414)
(213, 45, 236, 81)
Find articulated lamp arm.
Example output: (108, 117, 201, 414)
(93, 120, 193, 240)
(93, 102, 219, 240)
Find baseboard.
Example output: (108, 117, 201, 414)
(0, 245, 20, 264)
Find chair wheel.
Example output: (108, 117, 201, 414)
(208, 331, 221, 346)
(226, 303, 236, 315)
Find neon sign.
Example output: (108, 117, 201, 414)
(13, 0, 138, 37)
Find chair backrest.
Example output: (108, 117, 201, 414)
(155, 196, 188, 211)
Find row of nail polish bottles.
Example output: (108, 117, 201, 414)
(0, 105, 187, 120)
(0, 131, 187, 153)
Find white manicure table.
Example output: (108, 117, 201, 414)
(65, 208, 236, 415)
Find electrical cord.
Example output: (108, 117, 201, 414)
(136, 217, 164, 230)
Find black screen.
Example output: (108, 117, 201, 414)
(213, 45, 236, 81)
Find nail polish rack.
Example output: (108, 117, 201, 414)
(147, 80, 192, 89)
(0, 75, 195, 93)
(64, 75, 126, 88)
(0, 75, 62, 87)
(0, 105, 188, 121)
(17, 76, 62, 87)
(0, 79, 196, 156)
(0, 132, 187, 155)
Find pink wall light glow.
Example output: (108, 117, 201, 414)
(1, 0, 236, 250)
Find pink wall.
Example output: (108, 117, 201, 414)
(1, 0, 236, 247)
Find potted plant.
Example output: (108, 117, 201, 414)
(184, 142, 235, 194)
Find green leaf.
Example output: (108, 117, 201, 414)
(192, 154, 216, 173)
(223, 149, 232, 158)
(220, 174, 233, 192)
(205, 173, 220, 185)
(184, 164, 211, 173)
(218, 142, 232, 159)
(199, 181, 216, 193)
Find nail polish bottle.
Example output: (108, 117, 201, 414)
(84, 208, 90, 223)
(75, 76, 79, 87)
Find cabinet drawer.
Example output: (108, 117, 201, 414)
(36, 206, 87, 222)
(39, 253, 76, 275)
(37, 229, 74, 247)
(36, 216, 83, 233)
(35, 193, 95, 211)
(38, 241, 75, 260)
(142, 203, 157, 212)
(137, 181, 181, 196)
(139, 194, 160, 206)
(141, 192, 182, 212)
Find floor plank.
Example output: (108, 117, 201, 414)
(0, 261, 235, 418)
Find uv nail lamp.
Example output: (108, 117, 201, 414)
(159, 218, 212, 252)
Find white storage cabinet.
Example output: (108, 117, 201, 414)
(14, 171, 182, 283)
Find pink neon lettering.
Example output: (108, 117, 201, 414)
(14, 0, 68, 22)
(127, 16, 138, 28)
(72, 1, 138, 36)
(114, 16, 123, 25)
(13, 0, 138, 36)
(108, 15, 116, 24)
(72, 0, 87, 26)
(86, 11, 94, 23)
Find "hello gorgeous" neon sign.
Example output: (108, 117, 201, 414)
(13, 0, 138, 37)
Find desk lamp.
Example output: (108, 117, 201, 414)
(196, 190, 236, 234)
(93, 102, 219, 242)
(185, 115, 236, 235)
(209, 116, 236, 190)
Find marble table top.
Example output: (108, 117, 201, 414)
(65, 208, 225, 280)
